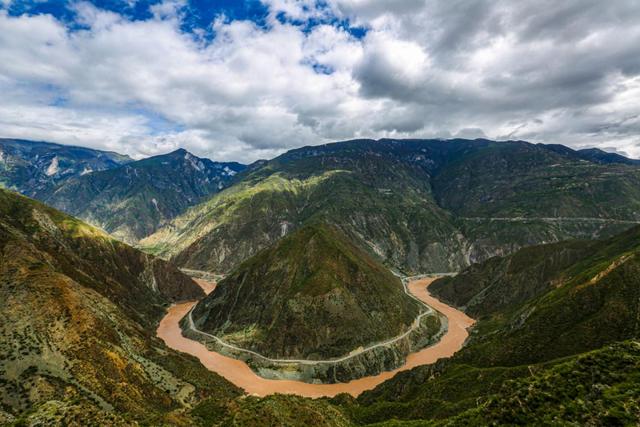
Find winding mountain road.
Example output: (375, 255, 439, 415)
(157, 276, 475, 398)
(182, 274, 456, 365)
(461, 216, 640, 224)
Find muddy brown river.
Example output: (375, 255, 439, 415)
(157, 277, 475, 398)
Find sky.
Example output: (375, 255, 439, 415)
(1, 0, 640, 162)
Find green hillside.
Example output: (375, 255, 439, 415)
(0, 189, 242, 424)
(342, 341, 640, 426)
(338, 224, 640, 425)
(191, 224, 423, 360)
(43, 148, 245, 243)
(432, 225, 640, 367)
(142, 139, 640, 275)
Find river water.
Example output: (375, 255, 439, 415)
(156, 277, 475, 398)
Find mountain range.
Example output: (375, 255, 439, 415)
(5, 137, 639, 273)
(1, 139, 247, 243)
(1, 137, 640, 425)
(0, 138, 132, 197)
(142, 138, 640, 275)
(42, 148, 245, 243)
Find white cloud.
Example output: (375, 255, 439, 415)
(0, 1, 640, 162)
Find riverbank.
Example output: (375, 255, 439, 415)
(157, 277, 475, 398)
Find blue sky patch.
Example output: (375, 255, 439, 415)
(3, 0, 366, 39)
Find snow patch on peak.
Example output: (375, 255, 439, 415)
(223, 166, 236, 176)
(80, 166, 93, 176)
(45, 156, 59, 176)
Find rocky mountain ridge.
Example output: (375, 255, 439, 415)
(0, 138, 131, 197)
(43, 148, 246, 243)
(142, 138, 640, 274)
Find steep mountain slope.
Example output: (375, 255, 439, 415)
(543, 143, 640, 165)
(191, 224, 422, 360)
(0, 189, 241, 424)
(338, 225, 640, 425)
(343, 340, 640, 426)
(429, 239, 595, 317)
(432, 225, 640, 367)
(0, 138, 131, 197)
(449, 341, 640, 426)
(42, 148, 245, 243)
(143, 141, 465, 273)
(143, 138, 640, 274)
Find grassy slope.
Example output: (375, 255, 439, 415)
(448, 341, 640, 426)
(192, 223, 421, 359)
(193, 394, 353, 427)
(433, 226, 640, 367)
(430, 239, 596, 317)
(336, 225, 640, 425)
(348, 341, 640, 426)
(0, 189, 242, 424)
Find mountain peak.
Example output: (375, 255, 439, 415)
(42, 146, 246, 243)
(168, 147, 189, 156)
